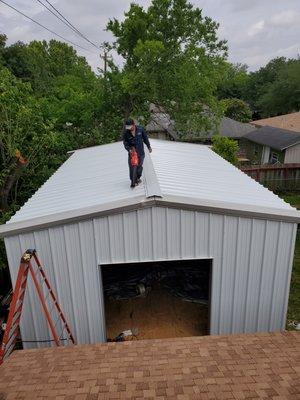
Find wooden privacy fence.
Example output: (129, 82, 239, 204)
(241, 163, 300, 191)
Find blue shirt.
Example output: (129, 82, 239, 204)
(123, 125, 151, 156)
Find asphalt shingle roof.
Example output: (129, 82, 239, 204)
(0, 332, 299, 399)
(251, 112, 300, 133)
(244, 125, 300, 151)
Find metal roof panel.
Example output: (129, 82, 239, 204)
(2, 139, 298, 235)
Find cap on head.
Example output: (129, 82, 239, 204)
(125, 118, 135, 130)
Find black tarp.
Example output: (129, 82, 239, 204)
(102, 263, 209, 305)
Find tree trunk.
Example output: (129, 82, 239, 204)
(0, 159, 27, 211)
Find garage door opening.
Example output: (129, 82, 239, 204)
(101, 259, 212, 341)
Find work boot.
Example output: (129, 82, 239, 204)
(136, 178, 142, 185)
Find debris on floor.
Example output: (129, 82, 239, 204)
(105, 285, 208, 340)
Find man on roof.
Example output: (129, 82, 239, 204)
(123, 118, 152, 188)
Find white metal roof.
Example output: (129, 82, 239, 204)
(150, 140, 292, 209)
(1, 139, 299, 236)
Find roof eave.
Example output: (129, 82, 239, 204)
(1, 194, 299, 238)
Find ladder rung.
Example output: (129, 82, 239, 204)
(4, 330, 19, 354)
(12, 312, 22, 327)
(6, 322, 19, 341)
(13, 302, 23, 316)
(2, 340, 17, 360)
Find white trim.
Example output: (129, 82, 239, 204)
(1, 194, 299, 237)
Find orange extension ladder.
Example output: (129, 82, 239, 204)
(0, 249, 75, 365)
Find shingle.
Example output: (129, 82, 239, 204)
(244, 126, 300, 150)
(0, 332, 299, 399)
(250, 112, 300, 133)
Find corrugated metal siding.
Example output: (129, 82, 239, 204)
(4, 206, 296, 348)
(150, 140, 292, 210)
(284, 143, 300, 163)
(8, 143, 145, 223)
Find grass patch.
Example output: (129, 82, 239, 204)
(280, 192, 300, 329)
(281, 193, 300, 209)
(286, 231, 300, 329)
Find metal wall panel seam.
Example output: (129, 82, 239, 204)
(281, 223, 297, 329)
(78, 223, 92, 343)
(208, 213, 212, 257)
(150, 207, 155, 260)
(231, 217, 241, 332)
(218, 215, 226, 334)
(166, 208, 170, 259)
(255, 220, 268, 331)
(243, 218, 254, 332)
(107, 216, 114, 263)
(122, 213, 128, 263)
(179, 210, 183, 259)
(194, 211, 198, 259)
(92, 218, 106, 342)
(136, 210, 141, 261)
(62, 225, 79, 341)
(268, 222, 281, 330)
(164, 208, 168, 259)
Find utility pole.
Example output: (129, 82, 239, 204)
(100, 42, 111, 77)
(103, 48, 108, 75)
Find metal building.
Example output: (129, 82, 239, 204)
(0, 139, 299, 347)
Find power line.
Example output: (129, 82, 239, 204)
(0, 0, 96, 53)
(39, 0, 101, 51)
(35, 0, 83, 39)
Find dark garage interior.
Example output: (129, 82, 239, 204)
(101, 259, 211, 341)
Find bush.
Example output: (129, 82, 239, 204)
(211, 135, 238, 165)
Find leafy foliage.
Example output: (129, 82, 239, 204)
(211, 135, 238, 165)
(220, 98, 252, 123)
(256, 60, 300, 116)
(107, 0, 227, 132)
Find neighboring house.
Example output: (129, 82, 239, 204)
(145, 105, 255, 144)
(251, 111, 300, 133)
(183, 116, 256, 145)
(146, 104, 178, 140)
(242, 125, 300, 164)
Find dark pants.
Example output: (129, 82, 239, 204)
(128, 153, 145, 183)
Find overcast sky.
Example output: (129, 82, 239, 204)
(1, 0, 299, 72)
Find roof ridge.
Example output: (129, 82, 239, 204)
(143, 150, 163, 199)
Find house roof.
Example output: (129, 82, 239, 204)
(184, 117, 256, 140)
(1, 139, 299, 237)
(0, 332, 299, 399)
(146, 109, 178, 140)
(209, 117, 256, 139)
(251, 112, 300, 133)
(244, 125, 300, 151)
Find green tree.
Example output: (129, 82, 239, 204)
(243, 57, 300, 117)
(0, 67, 54, 210)
(211, 135, 238, 165)
(107, 0, 227, 132)
(257, 60, 300, 116)
(220, 98, 252, 122)
(217, 62, 249, 100)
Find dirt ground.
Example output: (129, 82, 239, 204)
(105, 284, 209, 341)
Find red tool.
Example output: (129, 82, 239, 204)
(0, 249, 75, 365)
(130, 148, 139, 166)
